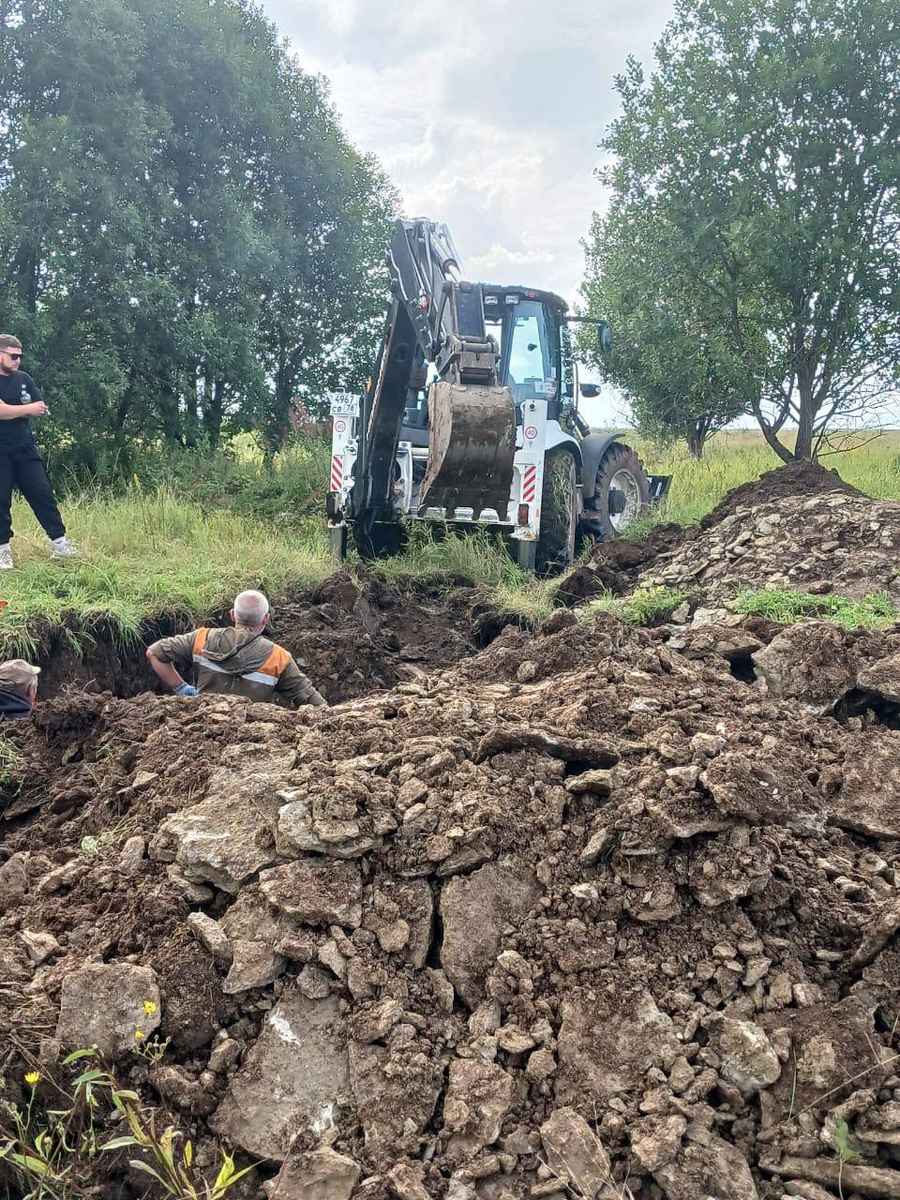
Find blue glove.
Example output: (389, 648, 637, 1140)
(174, 683, 199, 698)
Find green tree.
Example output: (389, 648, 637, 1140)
(584, 0, 900, 461)
(0, 0, 392, 474)
(252, 76, 397, 452)
(582, 203, 750, 457)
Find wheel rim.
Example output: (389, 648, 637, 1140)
(608, 468, 642, 533)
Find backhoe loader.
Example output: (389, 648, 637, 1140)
(326, 219, 668, 571)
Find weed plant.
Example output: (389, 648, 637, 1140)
(0, 1050, 251, 1199)
(734, 588, 897, 630)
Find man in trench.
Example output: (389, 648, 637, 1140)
(0, 658, 41, 720)
(145, 589, 327, 708)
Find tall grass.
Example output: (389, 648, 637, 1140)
(0, 487, 332, 657)
(632, 430, 900, 526)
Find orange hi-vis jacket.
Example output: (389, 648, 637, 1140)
(147, 626, 326, 707)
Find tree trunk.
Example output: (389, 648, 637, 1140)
(267, 356, 295, 456)
(203, 379, 225, 449)
(686, 418, 709, 459)
(113, 368, 138, 441)
(183, 364, 199, 449)
(13, 242, 40, 313)
(157, 379, 182, 445)
(794, 369, 816, 459)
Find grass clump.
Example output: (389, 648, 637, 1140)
(585, 585, 691, 626)
(0, 733, 24, 780)
(379, 526, 560, 625)
(734, 588, 897, 630)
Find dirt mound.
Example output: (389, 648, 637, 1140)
(558, 522, 686, 604)
(642, 486, 900, 600)
(698, 458, 863, 530)
(559, 462, 874, 608)
(6, 612, 900, 1197)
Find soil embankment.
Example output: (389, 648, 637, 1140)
(561, 459, 891, 604)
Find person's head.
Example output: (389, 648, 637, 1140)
(0, 659, 40, 705)
(231, 589, 270, 632)
(0, 335, 23, 377)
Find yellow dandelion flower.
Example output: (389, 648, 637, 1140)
(24, 1070, 40, 1086)
(134, 1029, 145, 1041)
(142, 1000, 157, 1016)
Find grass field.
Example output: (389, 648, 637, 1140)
(633, 429, 900, 525)
(1, 429, 899, 655)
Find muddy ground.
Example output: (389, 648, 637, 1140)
(3, 465, 900, 1200)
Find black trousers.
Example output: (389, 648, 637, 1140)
(0, 443, 66, 543)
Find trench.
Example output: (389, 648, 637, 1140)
(24, 570, 518, 706)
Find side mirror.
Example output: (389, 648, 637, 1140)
(597, 321, 613, 354)
(579, 383, 601, 399)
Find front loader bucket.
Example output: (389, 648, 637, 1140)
(418, 381, 516, 518)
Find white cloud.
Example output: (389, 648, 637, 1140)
(264, 0, 676, 422)
(265, 0, 672, 295)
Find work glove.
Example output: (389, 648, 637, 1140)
(174, 683, 199, 698)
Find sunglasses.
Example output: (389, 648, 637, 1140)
(4, 352, 22, 360)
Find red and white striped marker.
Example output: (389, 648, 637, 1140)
(522, 464, 537, 503)
(331, 456, 343, 492)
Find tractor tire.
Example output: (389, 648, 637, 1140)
(585, 441, 650, 542)
(536, 450, 579, 574)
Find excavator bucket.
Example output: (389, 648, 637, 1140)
(418, 381, 516, 518)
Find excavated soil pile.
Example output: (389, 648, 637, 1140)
(562, 462, 900, 605)
(6, 610, 900, 1199)
(641, 486, 900, 602)
(558, 523, 685, 603)
(23, 571, 482, 704)
(696, 460, 863, 530)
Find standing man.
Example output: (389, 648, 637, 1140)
(0, 334, 79, 569)
(145, 589, 327, 708)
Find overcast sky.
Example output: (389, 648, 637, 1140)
(262, 0, 676, 425)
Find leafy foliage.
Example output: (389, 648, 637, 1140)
(583, 0, 900, 460)
(582, 204, 749, 457)
(0, 0, 396, 476)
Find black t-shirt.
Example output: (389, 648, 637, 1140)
(0, 370, 41, 449)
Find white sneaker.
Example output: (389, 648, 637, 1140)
(0, 545, 12, 570)
(50, 538, 80, 560)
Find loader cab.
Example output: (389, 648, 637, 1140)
(482, 287, 575, 426)
(401, 286, 576, 440)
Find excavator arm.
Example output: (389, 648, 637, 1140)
(349, 219, 516, 556)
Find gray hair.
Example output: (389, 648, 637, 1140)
(233, 589, 270, 627)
